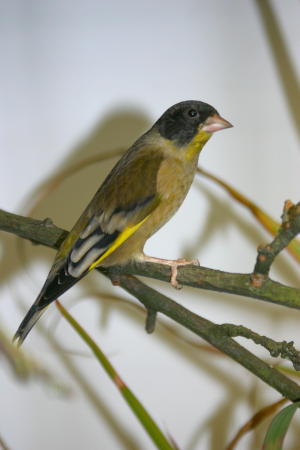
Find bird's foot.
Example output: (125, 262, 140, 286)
(142, 255, 199, 289)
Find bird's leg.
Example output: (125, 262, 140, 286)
(142, 255, 199, 289)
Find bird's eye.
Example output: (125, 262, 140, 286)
(187, 109, 198, 118)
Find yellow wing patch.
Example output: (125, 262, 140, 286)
(88, 214, 150, 271)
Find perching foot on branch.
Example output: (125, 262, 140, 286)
(141, 255, 200, 289)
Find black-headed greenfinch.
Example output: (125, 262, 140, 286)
(14, 100, 232, 344)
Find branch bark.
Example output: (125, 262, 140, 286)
(2, 208, 300, 310)
(252, 200, 300, 284)
(1, 208, 300, 402)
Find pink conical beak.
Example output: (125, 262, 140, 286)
(202, 113, 233, 133)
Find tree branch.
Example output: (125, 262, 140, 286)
(2, 208, 300, 402)
(108, 273, 300, 401)
(219, 323, 300, 371)
(1, 209, 300, 311)
(252, 200, 300, 287)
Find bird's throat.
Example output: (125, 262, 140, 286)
(184, 130, 211, 161)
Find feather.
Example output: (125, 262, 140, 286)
(14, 100, 231, 344)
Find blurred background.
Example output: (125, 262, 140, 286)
(0, 1, 299, 449)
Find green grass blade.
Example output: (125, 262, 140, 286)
(263, 401, 300, 449)
(56, 301, 174, 450)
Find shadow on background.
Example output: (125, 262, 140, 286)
(93, 294, 257, 450)
(0, 106, 152, 450)
(0, 101, 266, 449)
(0, 107, 151, 286)
(29, 107, 152, 228)
(1, 92, 300, 449)
(0, 2, 299, 448)
(187, 181, 300, 287)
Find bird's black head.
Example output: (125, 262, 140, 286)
(157, 100, 219, 146)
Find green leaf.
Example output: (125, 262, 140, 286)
(263, 401, 300, 450)
(56, 301, 174, 450)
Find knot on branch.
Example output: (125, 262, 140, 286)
(281, 200, 300, 232)
(250, 267, 268, 289)
(42, 217, 55, 228)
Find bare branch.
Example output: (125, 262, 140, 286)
(105, 273, 300, 402)
(1, 209, 300, 311)
(2, 208, 300, 403)
(252, 201, 300, 287)
(219, 323, 300, 371)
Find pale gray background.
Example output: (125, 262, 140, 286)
(0, 1, 300, 449)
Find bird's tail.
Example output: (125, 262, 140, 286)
(13, 303, 48, 346)
(14, 264, 82, 346)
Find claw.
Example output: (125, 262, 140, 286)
(142, 255, 199, 289)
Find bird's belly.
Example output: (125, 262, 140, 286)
(101, 158, 196, 266)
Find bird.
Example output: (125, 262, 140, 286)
(14, 100, 232, 345)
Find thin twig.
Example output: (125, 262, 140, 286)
(2, 209, 300, 401)
(145, 309, 157, 334)
(252, 201, 300, 287)
(106, 273, 300, 402)
(197, 167, 300, 263)
(1, 209, 300, 311)
(219, 323, 300, 371)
